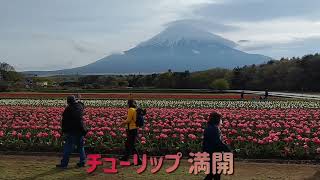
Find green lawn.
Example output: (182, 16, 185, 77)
(0, 155, 319, 180)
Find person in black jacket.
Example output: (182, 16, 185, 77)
(56, 95, 87, 169)
(240, 91, 244, 99)
(265, 89, 269, 99)
(203, 112, 231, 180)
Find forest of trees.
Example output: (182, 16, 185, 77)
(122, 53, 320, 91)
(231, 54, 320, 91)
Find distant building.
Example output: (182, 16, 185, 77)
(36, 81, 48, 87)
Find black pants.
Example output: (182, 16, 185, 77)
(204, 156, 221, 180)
(204, 174, 221, 180)
(123, 129, 139, 160)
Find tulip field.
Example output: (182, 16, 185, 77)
(1, 95, 320, 160)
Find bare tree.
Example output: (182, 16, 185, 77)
(0, 62, 15, 72)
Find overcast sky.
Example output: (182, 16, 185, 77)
(1, 0, 320, 71)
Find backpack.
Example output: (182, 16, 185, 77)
(136, 108, 146, 128)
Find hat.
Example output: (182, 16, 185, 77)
(67, 95, 77, 104)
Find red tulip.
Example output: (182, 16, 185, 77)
(0, 131, 4, 137)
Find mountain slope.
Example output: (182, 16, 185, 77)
(25, 24, 271, 75)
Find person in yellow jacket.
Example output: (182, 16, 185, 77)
(120, 99, 142, 164)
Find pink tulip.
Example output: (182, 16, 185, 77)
(172, 134, 177, 138)
(54, 133, 61, 139)
(159, 133, 168, 139)
(188, 134, 197, 140)
(110, 131, 117, 137)
(87, 131, 94, 137)
(17, 133, 23, 139)
(97, 131, 104, 136)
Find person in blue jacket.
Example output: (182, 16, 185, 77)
(203, 112, 231, 180)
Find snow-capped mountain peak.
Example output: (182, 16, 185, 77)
(138, 24, 237, 48)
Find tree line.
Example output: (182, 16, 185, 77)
(231, 53, 320, 91)
(1, 53, 320, 92)
(0, 62, 23, 91)
(122, 53, 320, 91)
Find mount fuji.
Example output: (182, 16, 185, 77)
(27, 24, 270, 75)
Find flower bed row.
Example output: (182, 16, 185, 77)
(1, 106, 320, 159)
(0, 99, 318, 109)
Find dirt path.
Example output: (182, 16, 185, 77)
(0, 155, 320, 180)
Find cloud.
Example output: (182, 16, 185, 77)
(166, 19, 240, 33)
(238, 40, 250, 43)
(28, 33, 96, 54)
(238, 36, 320, 59)
(70, 40, 95, 54)
(195, 0, 320, 22)
(1, 0, 320, 70)
(221, 19, 320, 43)
(21, 63, 74, 72)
